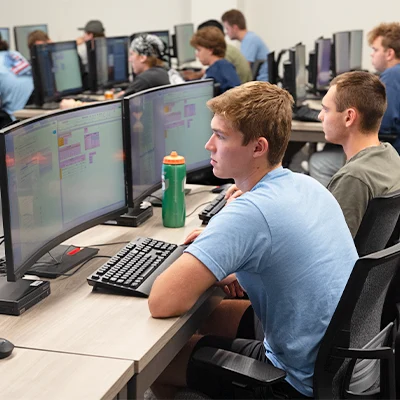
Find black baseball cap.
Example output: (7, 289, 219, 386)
(78, 20, 105, 34)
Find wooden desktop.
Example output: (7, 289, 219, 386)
(0, 185, 225, 399)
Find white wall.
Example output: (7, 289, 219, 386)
(1, 0, 399, 70)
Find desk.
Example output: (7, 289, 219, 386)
(13, 108, 55, 120)
(291, 120, 325, 143)
(0, 185, 224, 399)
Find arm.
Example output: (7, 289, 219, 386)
(148, 253, 217, 318)
(328, 174, 372, 238)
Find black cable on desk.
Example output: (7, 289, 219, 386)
(186, 201, 212, 218)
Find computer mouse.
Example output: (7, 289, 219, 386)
(0, 338, 14, 359)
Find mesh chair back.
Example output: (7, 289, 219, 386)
(354, 190, 400, 256)
(313, 243, 400, 399)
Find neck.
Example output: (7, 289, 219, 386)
(237, 29, 248, 42)
(235, 162, 281, 193)
(208, 55, 222, 66)
(387, 59, 400, 69)
(341, 131, 381, 160)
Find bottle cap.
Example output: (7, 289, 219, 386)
(163, 151, 185, 165)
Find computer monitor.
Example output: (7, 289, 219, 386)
(87, 36, 129, 93)
(349, 30, 363, 70)
(0, 28, 10, 45)
(173, 23, 195, 65)
(14, 24, 48, 60)
(31, 41, 83, 105)
(0, 100, 126, 281)
(124, 79, 213, 211)
(315, 38, 332, 91)
(333, 31, 350, 76)
(130, 30, 171, 68)
(283, 43, 307, 107)
(267, 51, 278, 85)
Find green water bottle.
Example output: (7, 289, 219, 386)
(162, 151, 186, 228)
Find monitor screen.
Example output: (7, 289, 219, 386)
(131, 31, 171, 68)
(106, 36, 129, 85)
(31, 41, 83, 104)
(316, 38, 331, 90)
(349, 30, 363, 70)
(14, 24, 48, 60)
(0, 28, 10, 45)
(0, 101, 126, 281)
(124, 79, 214, 207)
(334, 31, 350, 76)
(294, 44, 307, 105)
(174, 23, 195, 65)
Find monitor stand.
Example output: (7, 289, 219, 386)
(26, 244, 99, 278)
(103, 202, 153, 228)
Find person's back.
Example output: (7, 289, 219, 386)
(192, 167, 356, 395)
(0, 48, 33, 119)
(225, 43, 252, 83)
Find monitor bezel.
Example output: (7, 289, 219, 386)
(173, 23, 196, 65)
(123, 79, 214, 208)
(0, 99, 128, 281)
(13, 24, 48, 60)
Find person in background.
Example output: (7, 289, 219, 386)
(368, 22, 400, 154)
(221, 9, 269, 81)
(182, 19, 252, 84)
(76, 20, 105, 71)
(0, 37, 33, 124)
(189, 26, 240, 94)
(27, 30, 52, 50)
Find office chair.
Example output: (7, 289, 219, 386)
(354, 189, 400, 257)
(250, 60, 265, 81)
(191, 243, 400, 399)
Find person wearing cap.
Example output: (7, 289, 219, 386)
(76, 20, 105, 71)
(118, 34, 170, 97)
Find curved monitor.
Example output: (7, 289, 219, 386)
(350, 30, 363, 71)
(0, 100, 127, 281)
(14, 24, 48, 61)
(123, 79, 214, 208)
(333, 31, 350, 76)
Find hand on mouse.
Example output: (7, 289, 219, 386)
(184, 228, 205, 244)
(225, 184, 243, 205)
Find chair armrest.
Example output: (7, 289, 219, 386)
(192, 346, 286, 387)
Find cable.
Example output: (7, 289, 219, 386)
(186, 201, 212, 218)
(148, 194, 162, 202)
(186, 190, 213, 196)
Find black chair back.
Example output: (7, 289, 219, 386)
(354, 190, 400, 257)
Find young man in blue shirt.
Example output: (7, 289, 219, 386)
(221, 9, 269, 81)
(368, 22, 400, 154)
(149, 82, 358, 398)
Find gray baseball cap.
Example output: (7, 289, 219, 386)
(78, 20, 105, 34)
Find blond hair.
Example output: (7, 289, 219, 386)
(368, 22, 400, 59)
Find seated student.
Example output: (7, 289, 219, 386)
(189, 26, 241, 94)
(319, 71, 400, 238)
(60, 34, 170, 109)
(182, 19, 252, 84)
(148, 82, 358, 399)
(27, 30, 52, 49)
(368, 22, 400, 153)
(0, 37, 33, 123)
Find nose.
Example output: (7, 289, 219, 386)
(318, 110, 323, 121)
(205, 134, 216, 151)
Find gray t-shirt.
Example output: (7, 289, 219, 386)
(328, 143, 400, 238)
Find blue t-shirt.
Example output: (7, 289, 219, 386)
(241, 31, 269, 81)
(380, 63, 400, 153)
(186, 167, 357, 397)
(0, 51, 33, 120)
(205, 59, 241, 94)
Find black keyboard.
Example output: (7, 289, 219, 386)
(292, 105, 321, 122)
(87, 237, 185, 297)
(198, 188, 230, 224)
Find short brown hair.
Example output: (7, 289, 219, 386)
(190, 27, 226, 58)
(145, 56, 165, 68)
(27, 30, 50, 50)
(368, 22, 400, 59)
(221, 9, 246, 30)
(330, 71, 387, 133)
(207, 82, 293, 166)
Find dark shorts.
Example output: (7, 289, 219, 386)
(187, 305, 310, 399)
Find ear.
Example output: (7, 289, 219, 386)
(253, 137, 268, 159)
(344, 107, 357, 128)
(386, 47, 395, 61)
(139, 54, 147, 64)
